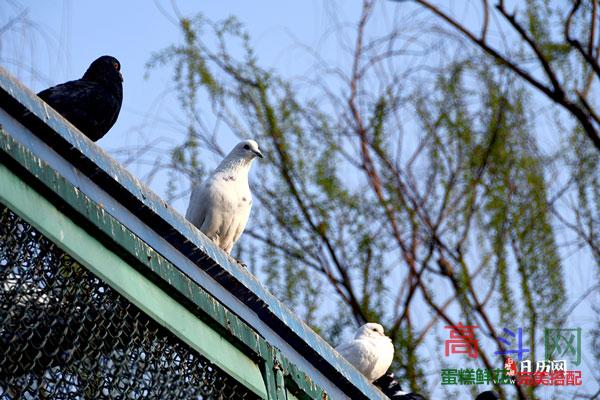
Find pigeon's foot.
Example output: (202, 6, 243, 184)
(236, 259, 248, 268)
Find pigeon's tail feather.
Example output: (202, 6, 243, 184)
(475, 390, 500, 400)
(372, 372, 426, 400)
(373, 372, 402, 394)
(373, 372, 498, 400)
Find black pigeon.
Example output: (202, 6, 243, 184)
(475, 391, 499, 400)
(373, 372, 500, 400)
(36, 55, 123, 141)
(373, 372, 427, 400)
(374, 372, 500, 400)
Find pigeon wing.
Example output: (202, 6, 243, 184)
(223, 194, 252, 253)
(186, 177, 237, 247)
(38, 79, 122, 141)
(185, 182, 209, 228)
(336, 340, 379, 380)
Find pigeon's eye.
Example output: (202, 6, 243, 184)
(113, 62, 120, 71)
(243, 144, 250, 150)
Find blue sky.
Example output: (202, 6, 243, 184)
(4, 0, 330, 213)
(2, 1, 599, 398)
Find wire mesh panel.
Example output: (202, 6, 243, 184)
(0, 204, 260, 400)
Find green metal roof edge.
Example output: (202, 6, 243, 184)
(0, 127, 327, 400)
(0, 66, 388, 400)
(0, 159, 269, 399)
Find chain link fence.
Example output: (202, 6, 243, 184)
(0, 204, 259, 400)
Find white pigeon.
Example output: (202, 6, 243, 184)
(185, 140, 263, 254)
(335, 323, 395, 382)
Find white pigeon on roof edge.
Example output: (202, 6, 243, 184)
(335, 322, 395, 382)
(185, 139, 263, 255)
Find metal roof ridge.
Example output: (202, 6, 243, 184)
(0, 66, 388, 400)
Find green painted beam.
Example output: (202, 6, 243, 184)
(0, 162, 268, 399)
(0, 128, 327, 400)
(263, 349, 288, 400)
(0, 66, 388, 400)
(286, 390, 301, 400)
